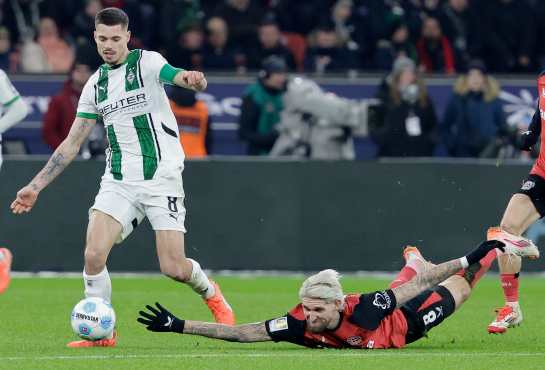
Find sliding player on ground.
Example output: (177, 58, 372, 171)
(138, 237, 538, 348)
(11, 7, 234, 347)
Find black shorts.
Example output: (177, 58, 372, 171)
(516, 174, 545, 218)
(400, 285, 456, 344)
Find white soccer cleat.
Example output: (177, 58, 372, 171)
(488, 304, 523, 334)
(487, 227, 540, 259)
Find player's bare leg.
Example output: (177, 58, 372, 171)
(155, 230, 235, 325)
(487, 194, 540, 334)
(68, 210, 121, 348)
(0, 248, 13, 294)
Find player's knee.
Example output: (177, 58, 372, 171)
(458, 281, 471, 303)
(84, 246, 107, 267)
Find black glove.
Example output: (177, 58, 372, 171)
(516, 130, 538, 151)
(464, 240, 505, 266)
(137, 302, 185, 333)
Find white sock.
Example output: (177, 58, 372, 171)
(506, 301, 520, 309)
(83, 266, 112, 303)
(186, 258, 215, 299)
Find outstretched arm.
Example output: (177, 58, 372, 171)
(137, 302, 272, 343)
(11, 116, 96, 213)
(184, 321, 271, 343)
(391, 240, 504, 307)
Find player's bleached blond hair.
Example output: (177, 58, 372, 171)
(299, 269, 344, 306)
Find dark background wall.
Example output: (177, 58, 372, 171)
(1, 159, 543, 272)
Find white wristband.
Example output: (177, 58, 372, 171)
(459, 257, 469, 269)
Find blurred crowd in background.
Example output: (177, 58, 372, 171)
(0, 0, 539, 161)
(1, 0, 544, 75)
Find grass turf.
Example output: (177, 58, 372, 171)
(0, 276, 544, 370)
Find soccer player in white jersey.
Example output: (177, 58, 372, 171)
(11, 7, 235, 347)
(0, 68, 29, 294)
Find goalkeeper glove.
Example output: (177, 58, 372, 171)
(137, 302, 185, 333)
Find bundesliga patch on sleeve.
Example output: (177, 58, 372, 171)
(268, 317, 289, 332)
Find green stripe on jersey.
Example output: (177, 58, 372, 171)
(106, 125, 123, 180)
(159, 64, 184, 85)
(125, 49, 143, 91)
(97, 65, 109, 103)
(3, 95, 20, 107)
(76, 112, 98, 119)
(132, 114, 158, 180)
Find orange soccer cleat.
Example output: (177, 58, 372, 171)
(0, 248, 13, 294)
(403, 245, 424, 262)
(205, 280, 236, 326)
(487, 227, 540, 259)
(67, 331, 117, 348)
(488, 305, 523, 334)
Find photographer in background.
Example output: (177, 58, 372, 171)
(369, 56, 438, 157)
(238, 56, 286, 155)
(441, 60, 507, 158)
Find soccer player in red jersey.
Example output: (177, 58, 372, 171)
(486, 77, 545, 334)
(137, 240, 537, 348)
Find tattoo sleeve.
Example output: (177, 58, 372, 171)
(29, 117, 96, 191)
(183, 321, 272, 343)
(391, 259, 463, 307)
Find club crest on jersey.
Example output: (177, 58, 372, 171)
(127, 71, 136, 84)
(521, 181, 535, 191)
(373, 291, 392, 310)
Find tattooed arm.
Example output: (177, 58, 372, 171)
(11, 117, 96, 214)
(391, 240, 504, 307)
(391, 259, 463, 307)
(137, 302, 272, 342)
(183, 321, 271, 342)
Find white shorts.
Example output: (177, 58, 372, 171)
(90, 177, 186, 243)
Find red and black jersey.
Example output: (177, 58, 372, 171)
(529, 74, 545, 178)
(264, 290, 409, 349)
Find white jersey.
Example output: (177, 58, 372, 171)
(0, 69, 22, 165)
(77, 49, 185, 183)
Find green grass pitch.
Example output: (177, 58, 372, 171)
(0, 275, 544, 370)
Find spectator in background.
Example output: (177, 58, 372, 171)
(375, 21, 418, 71)
(0, 28, 13, 72)
(37, 17, 74, 73)
(248, 20, 295, 71)
(159, 0, 204, 52)
(239, 56, 286, 155)
(369, 56, 438, 157)
(304, 22, 358, 74)
(167, 24, 204, 71)
(213, 0, 264, 56)
(169, 88, 211, 158)
(441, 60, 507, 157)
(42, 61, 92, 150)
(478, 0, 535, 73)
(272, 0, 324, 36)
(202, 16, 238, 71)
(438, 0, 481, 71)
(72, 0, 103, 44)
(416, 16, 456, 74)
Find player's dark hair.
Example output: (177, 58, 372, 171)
(95, 7, 129, 29)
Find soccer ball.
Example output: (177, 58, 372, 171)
(70, 297, 116, 340)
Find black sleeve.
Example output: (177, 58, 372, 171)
(264, 314, 306, 345)
(349, 290, 397, 331)
(517, 106, 541, 151)
(238, 95, 279, 147)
